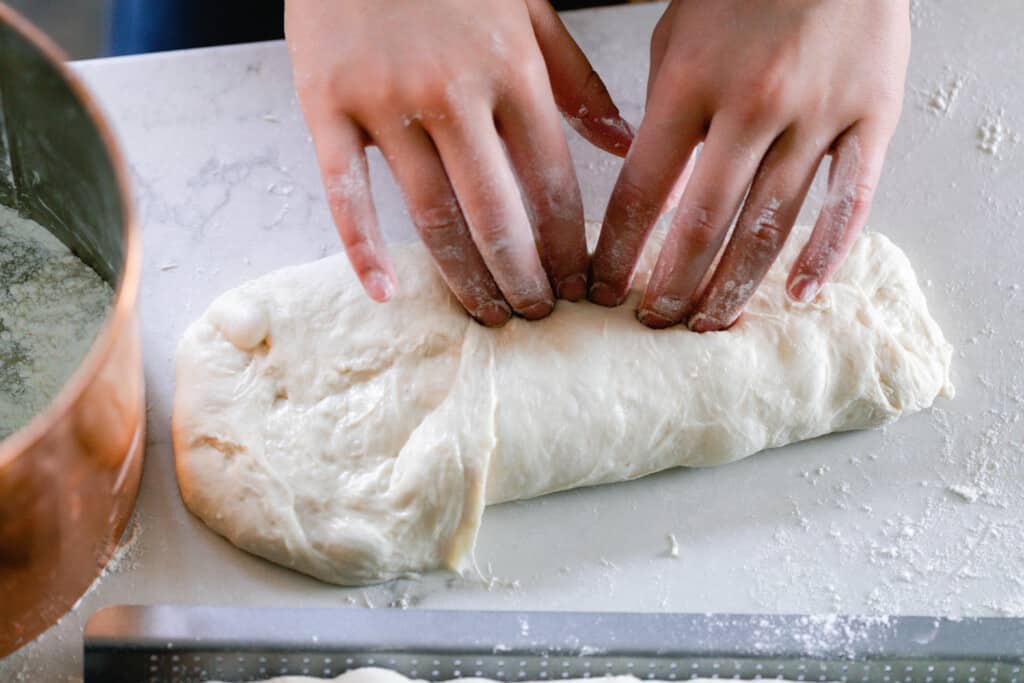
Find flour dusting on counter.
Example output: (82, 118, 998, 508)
(0, 205, 113, 440)
(976, 111, 1020, 157)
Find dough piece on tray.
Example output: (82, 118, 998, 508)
(212, 667, 817, 683)
(174, 227, 953, 585)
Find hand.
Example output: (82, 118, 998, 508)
(286, 0, 634, 326)
(589, 0, 911, 330)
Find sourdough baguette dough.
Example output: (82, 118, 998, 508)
(214, 669, 786, 683)
(174, 227, 953, 585)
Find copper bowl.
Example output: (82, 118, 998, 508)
(0, 6, 144, 656)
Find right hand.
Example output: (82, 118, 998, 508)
(286, 0, 634, 326)
(589, 0, 910, 331)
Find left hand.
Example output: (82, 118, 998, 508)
(286, 0, 633, 327)
(589, 0, 911, 330)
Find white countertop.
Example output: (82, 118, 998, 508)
(3, 2, 1024, 680)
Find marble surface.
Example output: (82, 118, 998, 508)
(3, 2, 1024, 680)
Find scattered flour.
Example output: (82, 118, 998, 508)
(0, 205, 113, 440)
(746, 376, 1024, 618)
(909, 0, 933, 28)
(926, 76, 964, 116)
(664, 533, 680, 559)
(977, 115, 1007, 155)
(976, 110, 1021, 157)
(947, 484, 981, 503)
(69, 513, 145, 613)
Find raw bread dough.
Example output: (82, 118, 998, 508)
(174, 227, 953, 585)
(215, 669, 776, 683)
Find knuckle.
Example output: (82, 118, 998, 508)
(341, 230, 375, 261)
(324, 69, 352, 101)
(335, 65, 461, 119)
(803, 96, 831, 121)
(658, 63, 698, 99)
(325, 66, 366, 101)
(732, 65, 792, 122)
(323, 164, 365, 206)
(406, 72, 457, 114)
(497, 57, 550, 112)
(849, 181, 876, 215)
(351, 75, 403, 114)
(749, 221, 786, 252)
(466, 208, 516, 250)
(852, 180, 876, 203)
(519, 54, 550, 89)
(411, 201, 463, 245)
(611, 177, 662, 229)
(826, 180, 875, 229)
(736, 88, 787, 123)
(471, 215, 513, 248)
(746, 201, 788, 251)
(677, 203, 721, 249)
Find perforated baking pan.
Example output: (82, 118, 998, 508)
(83, 606, 1024, 683)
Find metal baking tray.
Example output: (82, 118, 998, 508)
(83, 606, 1024, 683)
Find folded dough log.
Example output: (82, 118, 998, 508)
(173, 228, 953, 585)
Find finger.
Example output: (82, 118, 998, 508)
(313, 118, 396, 302)
(787, 121, 891, 303)
(376, 124, 511, 327)
(687, 129, 824, 332)
(525, 0, 634, 157)
(647, 3, 690, 218)
(496, 72, 588, 301)
(638, 116, 778, 328)
(646, 1, 679, 106)
(427, 107, 555, 319)
(589, 83, 708, 307)
(663, 151, 695, 217)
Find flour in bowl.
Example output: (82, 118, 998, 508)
(0, 205, 114, 440)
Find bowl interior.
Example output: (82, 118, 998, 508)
(0, 16, 125, 285)
(0, 12, 130, 443)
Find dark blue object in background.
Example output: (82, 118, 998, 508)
(110, 0, 286, 56)
(109, 0, 624, 56)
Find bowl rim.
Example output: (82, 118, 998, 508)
(0, 3, 142, 468)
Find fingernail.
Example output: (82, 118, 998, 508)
(518, 299, 555, 320)
(687, 312, 722, 333)
(618, 116, 637, 140)
(474, 300, 511, 327)
(589, 281, 624, 307)
(609, 114, 635, 135)
(556, 273, 587, 301)
(790, 275, 819, 303)
(365, 269, 395, 302)
(637, 308, 674, 329)
(606, 115, 636, 153)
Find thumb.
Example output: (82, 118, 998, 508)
(526, 0, 635, 157)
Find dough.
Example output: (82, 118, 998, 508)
(174, 227, 953, 585)
(215, 669, 770, 683)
